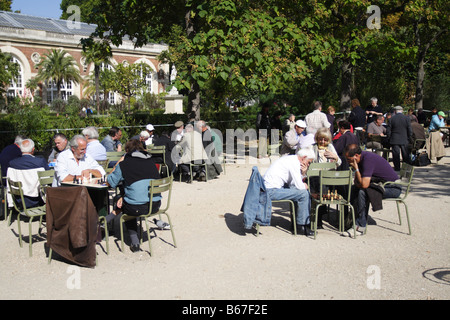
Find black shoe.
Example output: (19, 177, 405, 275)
(298, 225, 314, 236)
(130, 244, 140, 253)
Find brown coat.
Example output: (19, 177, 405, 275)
(46, 186, 98, 268)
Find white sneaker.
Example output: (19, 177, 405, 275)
(344, 226, 365, 237)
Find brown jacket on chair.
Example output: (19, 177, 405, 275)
(46, 186, 98, 268)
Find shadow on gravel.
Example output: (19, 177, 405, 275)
(408, 163, 450, 199)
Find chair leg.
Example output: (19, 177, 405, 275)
(144, 218, 153, 255)
(290, 201, 297, 236)
(396, 201, 402, 226)
(314, 205, 321, 240)
(162, 213, 177, 248)
(29, 216, 34, 257)
(399, 200, 412, 235)
(17, 214, 23, 248)
(120, 217, 125, 252)
(48, 248, 53, 264)
(404, 202, 412, 235)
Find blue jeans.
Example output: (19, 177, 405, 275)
(267, 187, 311, 225)
(353, 185, 402, 227)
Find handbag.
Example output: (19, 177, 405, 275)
(414, 152, 431, 167)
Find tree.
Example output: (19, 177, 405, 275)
(110, 62, 153, 112)
(401, 0, 449, 109)
(0, 0, 12, 11)
(87, 0, 333, 119)
(35, 49, 82, 101)
(59, 0, 100, 22)
(0, 50, 19, 105)
(81, 38, 112, 114)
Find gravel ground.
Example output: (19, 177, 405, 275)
(0, 148, 449, 301)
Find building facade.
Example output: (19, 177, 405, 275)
(0, 10, 169, 105)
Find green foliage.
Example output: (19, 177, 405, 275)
(35, 49, 82, 100)
(0, 50, 20, 98)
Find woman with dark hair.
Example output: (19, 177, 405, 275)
(107, 139, 161, 252)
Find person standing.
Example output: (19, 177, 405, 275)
(365, 97, 383, 125)
(256, 103, 271, 158)
(326, 106, 336, 136)
(386, 106, 412, 171)
(348, 98, 366, 145)
(305, 101, 330, 136)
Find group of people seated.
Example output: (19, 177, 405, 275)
(246, 98, 448, 236)
(0, 119, 224, 252)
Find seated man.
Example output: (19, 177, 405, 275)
(131, 131, 150, 150)
(82, 126, 107, 162)
(344, 144, 401, 235)
(263, 146, 316, 236)
(107, 139, 161, 252)
(48, 133, 69, 164)
(101, 126, 123, 152)
(53, 135, 106, 186)
(366, 115, 387, 155)
(176, 124, 208, 183)
(7, 138, 49, 208)
(280, 120, 307, 155)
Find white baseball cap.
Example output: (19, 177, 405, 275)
(146, 124, 155, 131)
(295, 120, 307, 128)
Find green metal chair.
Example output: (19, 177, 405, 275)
(106, 151, 125, 173)
(7, 178, 46, 257)
(255, 199, 296, 236)
(1, 164, 11, 225)
(310, 170, 356, 239)
(119, 176, 176, 255)
(147, 145, 169, 176)
(96, 160, 109, 171)
(306, 162, 337, 186)
(37, 169, 55, 201)
(380, 163, 415, 235)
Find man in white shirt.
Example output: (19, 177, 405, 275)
(305, 101, 331, 136)
(82, 126, 107, 161)
(53, 135, 106, 186)
(263, 146, 316, 235)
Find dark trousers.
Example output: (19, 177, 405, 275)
(352, 185, 402, 227)
(122, 200, 161, 245)
(391, 144, 410, 171)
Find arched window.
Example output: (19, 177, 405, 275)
(7, 56, 23, 98)
(140, 64, 153, 93)
(46, 79, 74, 103)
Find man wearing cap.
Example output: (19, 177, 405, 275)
(145, 124, 158, 146)
(172, 121, 185, 144)
(280, 120, 307, 155)
(386, 106, 412, 171)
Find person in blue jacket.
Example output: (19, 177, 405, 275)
(107, 139, 161, 252)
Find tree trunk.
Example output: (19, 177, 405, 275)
(340, 59, 353, 115)
(185, 9, 201, 121)
(415, 55, 425, 110)
(94, 65, 100, 114)
(188, 81, 201, 120)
